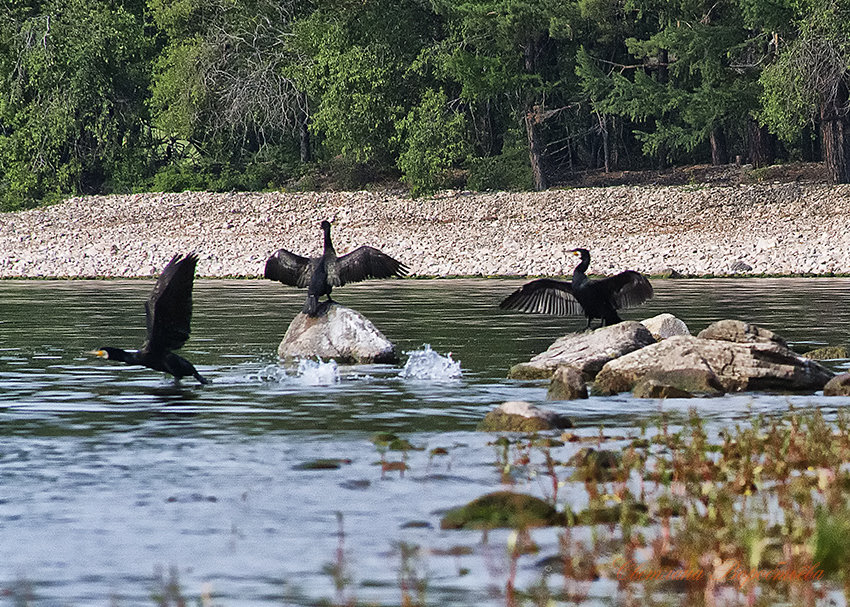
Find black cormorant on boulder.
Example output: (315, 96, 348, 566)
(500, 248, 653, 329)
(92, 253, 208, 384)
(264, 220, 408, 316)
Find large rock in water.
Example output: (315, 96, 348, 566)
(278, 303, 398, 363)
(594, 332, 834, 395)
(824, 373, 850, 396)
(697, 319, 786, 346)
(477, 401, 573, 432)
(641, 313, 690, 340)
(508, 321, 656, 380)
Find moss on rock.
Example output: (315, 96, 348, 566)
(440, 491, 564, 529)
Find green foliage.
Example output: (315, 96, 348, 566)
(467, 135, 533, 191)
(759, 0, 850, 143)
(2, 0, 850, 206)
(0, 0, 152, 209)
(289, 0, 437, 164)
(395, 89, 468, 196)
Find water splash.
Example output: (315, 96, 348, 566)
(399, 345, 462, 380)
(295, 358, 340, 385)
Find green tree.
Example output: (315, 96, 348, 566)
(148, 0, 309, 187)
(395, 89, 468, 196)
(434, 0, 581, 189)
(577, 0, 759, 167)
(0, 0, 151, 209)
(759, 0, 850, 183)
(289, 0, 438, 166)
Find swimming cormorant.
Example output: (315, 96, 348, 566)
(92, 253, 208, 384)
(500, 248, 653, 329)
(264, 220, 408, 316)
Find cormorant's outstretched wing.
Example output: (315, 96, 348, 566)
(499, 278, 584, 316)
(264, 248, 313, 287)
(144, 253, 198, 352)
(596, 271, 653, 310)
(332, 246, 408, 287)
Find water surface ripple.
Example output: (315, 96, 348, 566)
(2, 278, 850, 605)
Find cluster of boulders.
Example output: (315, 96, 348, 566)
(481, 315, 850, 431)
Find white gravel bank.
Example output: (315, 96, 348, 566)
(2, 183, 849, 278)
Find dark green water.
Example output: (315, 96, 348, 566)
(1, 278, 849, 605)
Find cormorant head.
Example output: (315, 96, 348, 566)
(90, 347, 121, 360)
(320, 220, 331, 232)
(569, 248, 590, 260)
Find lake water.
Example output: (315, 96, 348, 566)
(2, 278, 850, 606)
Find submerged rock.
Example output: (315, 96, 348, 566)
(547, 365, 588, 400)
(595, 332, 833, 395)
(824, 373, 850, 396)
(632, 377, 695, 399)
(697, 319, 786, 347)
(804, 346, 849, 360)
(568, 448, 622, 482)
(440, 491, 564, 529)
(641, 313, 690, 340)
(477, 401, 573, 432)
(278, 303, 397, 363)
(508, 321, 655, 380)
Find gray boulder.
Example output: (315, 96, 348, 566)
(278, 303, 398, 363)
(477, 401, 573, 432)
(632, 377, 695, 399)
(547, 365, 588, 401)
(697, 319, 786, 347)
(824, 373, 850, 396)
(641, 313, 690, 340)
(508, 321, 656, 380)
(595, 334, 833, 395)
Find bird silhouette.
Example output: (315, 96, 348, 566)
(264, 220, 408, 316)
(92, 253, 208, 384)
(500, 248, 653, 329)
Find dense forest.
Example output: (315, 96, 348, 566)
(1, 0, 850, 209)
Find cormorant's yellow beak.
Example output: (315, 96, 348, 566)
(90, 349, 107, 358)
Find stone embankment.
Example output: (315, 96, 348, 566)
(2, 182, 850, 278)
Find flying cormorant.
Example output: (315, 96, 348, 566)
(92, 253, 208, 384)
(264, 220, 408, 316)
(500, 248, 653, 329)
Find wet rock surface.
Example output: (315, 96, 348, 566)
(594, 331, 834, 395)
(277, 303, 398, 363)
(824, 373, 850, 396)
(508, 321, 656, 380)
(547, 365, 589, 401)
(477, 401, 573, 432)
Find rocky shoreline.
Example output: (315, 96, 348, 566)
(2, 182, 850, 278)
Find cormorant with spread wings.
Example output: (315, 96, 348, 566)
(92, 253, 208, 384)
(265, 220, 408, 316)
(500, 248, 653, 329)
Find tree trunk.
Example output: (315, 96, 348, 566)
(709, 128, 728, 165)
(598, 112, 610, 173)
(746, 119, 775, 168)
(820, 84, 850, 184)
(525, 108, 547, 190)
(801, 125, 818, 162)
(298, 93, 312, 163)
